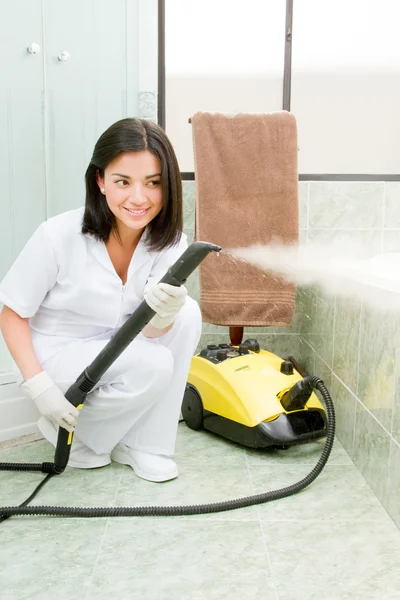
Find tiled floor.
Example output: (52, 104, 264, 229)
(1, 425, 400, 600)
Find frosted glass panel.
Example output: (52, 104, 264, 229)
(0, 0, 47, 283)
(165, 0, 286, 172)
(43, 0, 139, 218)
(43, 0, 157, 219)
(291, 0, 400, 174)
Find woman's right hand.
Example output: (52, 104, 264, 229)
(21, 371, 79, 432)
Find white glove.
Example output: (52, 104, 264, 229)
(144, 282, 187, 329)
(21, 371, 79, 433)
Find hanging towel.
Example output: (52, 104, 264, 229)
(191, 111, 299, 326)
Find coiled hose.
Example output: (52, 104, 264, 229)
(0, 376, 334, 520)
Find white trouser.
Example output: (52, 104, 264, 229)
(41, 297, 202, 456)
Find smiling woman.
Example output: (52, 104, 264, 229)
(83, 118, 183, 252)
(0, 117, 202, 483)
(96, 150, 164, 250)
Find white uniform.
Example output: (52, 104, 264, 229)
(0, 208, 202, 456)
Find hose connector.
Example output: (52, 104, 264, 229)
(279, 375, 318, 412)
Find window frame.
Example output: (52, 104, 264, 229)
(158, 0, 400, 181)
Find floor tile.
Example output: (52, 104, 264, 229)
(29, 462, 124, 508)
(0, 441, 55, 507)
(0, 447, 11, 461)
(5, 439, 52, 462)
(0, 440, 123, 511)
(114, 460, 260, 521)
(85, 520, 277, 600)
(250, 464, 390, 522)
(0, 519, 107, 600)
(245, 436, 352, 467)
(1, 423, 400, 600)
(0, 468, 52, 508)
(262, 519, 400, 599)
(175, 422, 247, 465)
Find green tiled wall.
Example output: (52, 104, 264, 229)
(297, 181, 400, 529)
(183, 178, 400, 529)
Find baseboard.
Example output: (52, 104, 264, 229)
(0, 429, 43, 450)
(0, 372, 17, 385)
(0, 380, 40, 443)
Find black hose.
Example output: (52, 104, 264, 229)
(0, 462, 57, 473)
(0, 377, 334, 520)
(0, 474, 54, 523)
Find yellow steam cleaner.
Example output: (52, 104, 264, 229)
(0, 242, 334, 522)
(183, 343, 327, 449)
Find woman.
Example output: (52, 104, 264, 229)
(0, 118, 202, 482)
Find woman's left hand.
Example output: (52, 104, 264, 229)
(144, 282, 187, 329)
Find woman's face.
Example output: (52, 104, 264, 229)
(97, 150, 163, 242)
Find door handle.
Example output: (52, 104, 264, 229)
(27, 43, 41, 55)
(58, 50, 71, 62)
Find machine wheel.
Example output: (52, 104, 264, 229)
(182, 385, 204, 430)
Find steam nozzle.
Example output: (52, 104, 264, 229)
(278, 376, 314, 412)
(159, 241, 222, 287)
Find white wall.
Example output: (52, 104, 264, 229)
(0, 384, 40, 443)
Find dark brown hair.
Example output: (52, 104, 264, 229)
(82, 118, 183, 250)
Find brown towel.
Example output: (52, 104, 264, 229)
(191, 111, 299, 326)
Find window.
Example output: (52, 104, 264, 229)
(291, 0, 400, 174)
(165, 0, 286, 172)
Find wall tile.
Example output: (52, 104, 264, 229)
(383, 230, 400, 253)
(254, 334, 300, 359)
(386, 440, 400, 529)
(305, 289, 335, 367)
(384, 182, 400, 229)
(297, 181, 400, 526)
(182, 181, 196, 230)
(201, 322, 229, 334)
(183, 228, 195, 244)
(185, 269, 200, 303)
(357, 304, 398, 432)
(353, 404, 391, 506)
(332, 297, 361, 394)
(307, 229, 383, 257)
(298, 286, 317, 337)
(299, 228, 307, 245)
(298, 181, 308, 230)
(298, 337, 315, 375)
(391, 346, 400, 445)
(313, 351, 333, 391)
(308, 182, 384, 230)
(329, 375, 357, 457)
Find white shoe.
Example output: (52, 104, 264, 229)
(37, 417, 111, 469)
(111, 443, 178, 482)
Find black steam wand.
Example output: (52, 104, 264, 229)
(52, 241, 221, 473)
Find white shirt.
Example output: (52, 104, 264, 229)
(0, 207, 188, 363)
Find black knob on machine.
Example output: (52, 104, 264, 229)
(216, 350, 228, 362)
(280, 360, 294, 375)
(241, 339, 260, 353)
